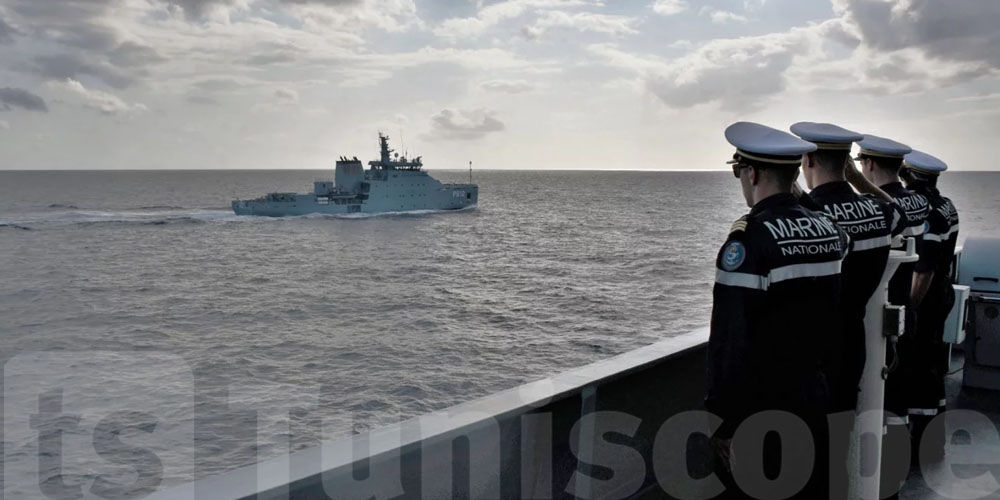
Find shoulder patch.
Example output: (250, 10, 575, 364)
(729, 215, 749, 235)
(721, 241, 747, 271)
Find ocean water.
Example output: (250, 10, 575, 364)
(1, 170, 998, 496)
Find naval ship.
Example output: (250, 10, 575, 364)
(232, 134, 478, 216)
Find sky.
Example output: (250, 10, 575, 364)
(0, 0, 998, 170)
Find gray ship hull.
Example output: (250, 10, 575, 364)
(232, 134, 479, 217)
(232, 171, 477, 217)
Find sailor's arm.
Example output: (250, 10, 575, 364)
(911, 211, 948, 307)
(791, 181, 822, 211)
(911, 271, 934, 308)
(888, 201, 906, 238)
(845, 157, 894, 203)
(706, 223, 757, 438)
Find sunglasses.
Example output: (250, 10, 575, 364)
(730, 162, 749, 179)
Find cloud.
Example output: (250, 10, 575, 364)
(701, 8, 748, 24)
(107, 41, 167, 68)
(0, 12, 19, 44)
(523, 11, 637, 39)
(274, 88, 299, 102)
(282, 0, 365, 5)
(286, 0, 421, 33)
(481, 80, 534, 93)
(651, 0, 687, 16)
(649, 35, 805, 110)
(242, 43, 303, 66)
(433, 0, 593, 38)
(0, 120, 10, 131)
(836, 0, 1000, 70)
(186, 95, 221, 106)
(426, 108, 505, 140)
(0, 87, 49, 112)
(590, 28, 812, 111)
(5, 0, 166, 89)
(191, 78, 255, 92)
(30, 53, 138, 90)
(948, 93, 1000, 103)
(162, 0, 240, 20)
(48, 79, 147, 116)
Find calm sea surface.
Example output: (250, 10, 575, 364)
(1, 170, 998, 497)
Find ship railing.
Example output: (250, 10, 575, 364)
(149, 328, 711, 500)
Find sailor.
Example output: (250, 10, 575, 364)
(792, 123, 905, 410)
(708, 122, 850, 499)
(790, 122, 906, 497)
(900, 150, 959, 462)
(853, 134, 921, 497)
(854, 135, 924, 416)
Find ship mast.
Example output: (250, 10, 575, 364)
(379, 133, 392, 164)
(369, 133, 423, 171)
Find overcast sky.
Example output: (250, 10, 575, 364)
(0, 0, 998, 170)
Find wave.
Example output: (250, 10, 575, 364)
(319, 205, 479, 220)
(1, 209, 249, 228)
(2, 205, 478, 229)
(138, 205, 186, 210)
(47, 203, 79, 209)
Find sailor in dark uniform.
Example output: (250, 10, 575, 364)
(792, 122, 906, 413)
(854, 136, 923, 415)
(708, 122, 850, 499)
(854, 135, 922, 497)
(900, 150, 959, 462)
(791, 123, 906, 497)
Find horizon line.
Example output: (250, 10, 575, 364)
(2, 168, 999, 173)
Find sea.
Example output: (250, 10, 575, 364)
(1, 170, 998, 497)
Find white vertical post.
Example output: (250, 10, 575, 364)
(855, 240, 918, 499)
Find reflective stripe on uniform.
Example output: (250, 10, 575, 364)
(903, 224, 925, 237)
(923, 224, 960, 242)
(891, 208, 901, 232)
(908, 408, 938, 416)
(769, 260, 842, 285)
(715, 270, 767, 290)
(886, 415, 909, 426)
(939, 398, 947, 407)
(852, 235, 892, 251)
(716, 260, 843, 290)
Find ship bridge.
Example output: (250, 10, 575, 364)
(369, 133, 423, 171)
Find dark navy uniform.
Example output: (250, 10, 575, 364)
(907, 181, 959, 417)
(881, 182, 931, 305)
(880, 181, 930, 421)
(803, 182, 905, 412)
(710, 122, 849, 499)
(896, 150, 959, 465)
(708, 193, 850, 433)
(847, 137, 921, 498)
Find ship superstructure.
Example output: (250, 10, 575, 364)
(232, 134, 478, 216)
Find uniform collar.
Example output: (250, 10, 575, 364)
(879, 181, 903, 192)
(808, 180, 852, 198)
(907, 180, 939, 197)
(751, 192, 799, 215)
